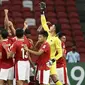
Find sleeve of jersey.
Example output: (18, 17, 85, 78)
(55, 38, 63, 60)
(40, 44, 48, 52)
(41, 14, 50, 34)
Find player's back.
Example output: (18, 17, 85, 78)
(8, 36, 17, 45)
(12, 39, 30, 62)
(0, 39, 14, 69)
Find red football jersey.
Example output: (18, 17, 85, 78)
(11, 39, 31, 62)
(57, 42, 67, 68)
(0, 39, 14, 69)
(8, 35, 30, 45)
(36, 42, 50, 70)
(23, 35, 32, 48)
(62, 42, 66, 54)
(8, 36, 17, 45)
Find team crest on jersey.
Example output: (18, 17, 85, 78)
(43, 45, 46, 48)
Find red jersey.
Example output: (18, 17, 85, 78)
(0, 39, 14, 69)
(8, 35, 32, 46)
(11, 39, 31, 62)
(8, 37, 17, 45)
(36, 42, 50, 70)
(57, 42, 67, 68)
(24, 36, 32, 48)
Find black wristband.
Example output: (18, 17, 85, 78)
(41, 10, 44, 14)
(51, 59, 55, 63)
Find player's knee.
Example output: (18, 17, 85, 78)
(0, 80, 4, 85)
(7, 80, 13, 85)
(50, 74, 58, 83)
(16, 80, 23, 85)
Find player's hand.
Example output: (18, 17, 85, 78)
(8, 21, 13, 27)
(24, 21, 28, 29)
(7, 52, 10, 59)
(37, 39, 42, 43)
(40, 2, 46, 10)
(37, 25, 43, 32)
(4, 9, 8, 14)
(40, 2, 46, 14)
(23, 44, 28, 51)
(46, 59, 56, 67)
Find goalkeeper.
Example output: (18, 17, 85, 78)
(40, 2, 63, 85)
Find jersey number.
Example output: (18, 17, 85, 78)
(21, 48, 28, 59)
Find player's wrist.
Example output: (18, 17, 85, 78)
(51, 59, 56, 63)
(46, 59, 55, 67)
(41, 10, 45, 14)
(25, 48, 28, 52)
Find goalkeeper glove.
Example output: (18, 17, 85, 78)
(46, 59, 56, 67)
(40, 2, 46, 14)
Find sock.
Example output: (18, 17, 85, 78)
(55, 81, 62, 85)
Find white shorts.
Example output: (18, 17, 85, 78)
(37, 70, 50, 84)
(15, 61, 30, 82)
(0, 66, 14, 81)
(57, 67, 68, 84)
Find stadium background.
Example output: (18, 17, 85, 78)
(0, 0, 85, 85)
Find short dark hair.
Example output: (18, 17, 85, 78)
(1, 29, 8, 39)
(25, 29, 31, 34)
(0, 27, 4, 34)
(39, 31, 48, 38)
(58, 32, 66, 39)
(54, 24, 61, 34)
(16, 28, 24, 38)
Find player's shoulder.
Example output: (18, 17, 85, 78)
(2, 39, 9, 44)
(12, 40, 19, 45)
(54, 36, 60, 40)
(54, 36, 61, 43)
(42, 42, 50, 48)
(43, 41, 49, 46)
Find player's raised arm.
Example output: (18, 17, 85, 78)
(9, 21, 16, 35)
(23, 21, 28, 31)
(4, 9, 9, 29)
(4, 9, 16, 35)
(40, 2, 50, 34)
